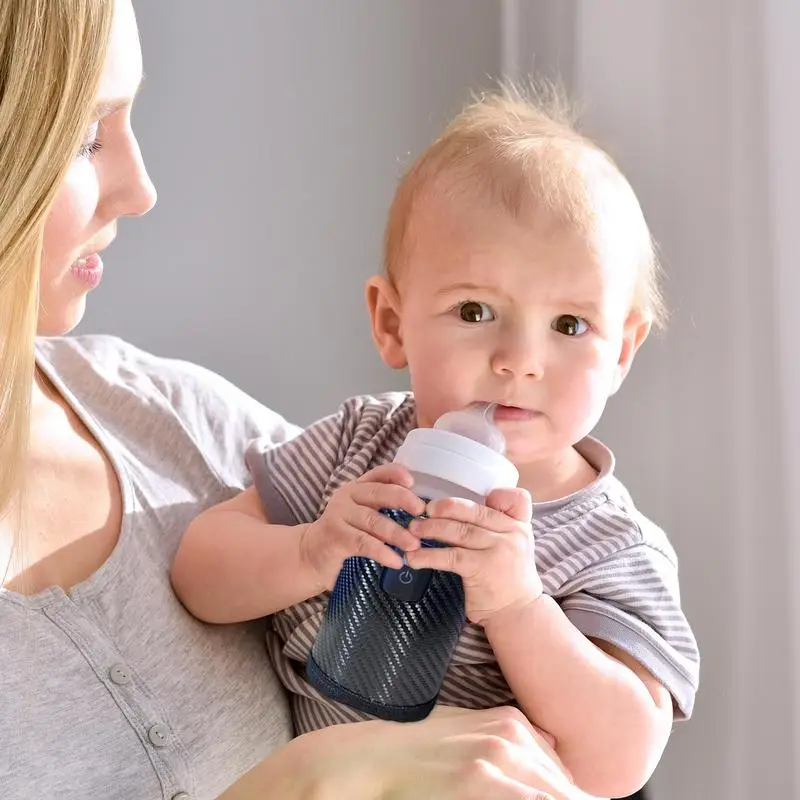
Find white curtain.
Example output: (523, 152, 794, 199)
(504, 2, 798, 797)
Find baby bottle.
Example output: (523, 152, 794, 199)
(306, 403, 519, 722)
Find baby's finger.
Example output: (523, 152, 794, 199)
(486, 487, 533, 523)
(342, 526, 405, 568)
(344, 504, 420, 552)
(405, 544, 473, 575)
(425, 496, 515, 533)
(349, 481, 427, 519)
(359, 463, 416, 488)
(409, 517, 494, 550)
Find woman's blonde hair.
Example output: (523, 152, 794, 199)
(0, 0, 114, 527)
(384, 83, 667, 329)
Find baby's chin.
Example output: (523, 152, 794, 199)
(500, 428, 581, 470)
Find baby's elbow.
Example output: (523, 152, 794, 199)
(576, 761, 652, 799)
(170, 524, 217, 622)
(586, 776, 646, 799)
(570, 704, 672, 797)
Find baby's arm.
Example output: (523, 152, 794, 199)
(406, 488, 695, 799)
(171, 486, 323, 623)
(484, 595, 673, 798)
(171, 464, 423, 624)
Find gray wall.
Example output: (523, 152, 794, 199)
(82, 1, 500, 425)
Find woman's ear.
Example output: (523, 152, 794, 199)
(609, 309, 651, 396)
(365, 275, 407, 369)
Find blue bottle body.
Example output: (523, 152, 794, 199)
(306, 506, 466, 722)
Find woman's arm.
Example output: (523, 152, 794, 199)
(220, 706, 594, 800)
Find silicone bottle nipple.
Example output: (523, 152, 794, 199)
(432, 402, 507, 455)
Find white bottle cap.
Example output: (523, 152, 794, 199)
(394, 404, 519, 498)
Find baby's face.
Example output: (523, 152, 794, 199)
(392, 191, 643, 466)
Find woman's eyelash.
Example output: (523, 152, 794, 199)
(77, 140, 103, 160)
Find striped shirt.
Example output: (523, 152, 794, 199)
(247, 392, 700, 734)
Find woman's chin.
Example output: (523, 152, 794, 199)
(36, 297, 88, 337)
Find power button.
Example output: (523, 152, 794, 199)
(380, 563, 433, 602)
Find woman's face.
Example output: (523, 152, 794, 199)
(38, 0, 157, 337)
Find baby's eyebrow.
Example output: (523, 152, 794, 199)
(434, 280, 604, 316)
(557, 299, 602, 316)
(434, 281, 491, 296)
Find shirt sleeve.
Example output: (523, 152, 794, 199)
(245, 403, 351, 525)
(132, 352, 302, 498)
(245, 392, 415, 526)
(555, 541, 700, 719)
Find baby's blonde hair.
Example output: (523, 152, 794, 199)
(384, 84, 666, 329)
(0, 0, 114, 529)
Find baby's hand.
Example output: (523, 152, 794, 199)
(301, 464, 424, 591)
(405, 487, 543, 626)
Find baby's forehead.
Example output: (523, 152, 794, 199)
(410, 171, 638, 266)
(423, 143, 639, 228)
(400, 182, 641, 311)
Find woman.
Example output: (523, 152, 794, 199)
(0, 1, 591, 798)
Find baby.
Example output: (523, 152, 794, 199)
(172, 88, 699, 798)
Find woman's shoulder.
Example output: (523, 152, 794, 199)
(37, 334, 241, 400)
(36, 334, 300, 472)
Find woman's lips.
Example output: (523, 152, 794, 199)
(70, 252, 104, 289)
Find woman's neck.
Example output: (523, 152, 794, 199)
(32, 363, 52, 409)
(31, 363, 65, 427)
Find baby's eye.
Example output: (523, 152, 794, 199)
(458, 301, 495, 323)
(552, 314, 590, 336)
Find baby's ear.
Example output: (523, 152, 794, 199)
(609, 310, 651, 395)
(365, 275, 407, 369)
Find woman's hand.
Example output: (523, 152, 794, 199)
(295, 705, 599, 800)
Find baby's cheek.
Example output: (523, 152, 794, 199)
(553, 369, 611, 432)
(409, 354, 471, 426)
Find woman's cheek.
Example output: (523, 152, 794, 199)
(42, 164, 99, 264)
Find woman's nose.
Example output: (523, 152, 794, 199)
(102, 133, 157, 219)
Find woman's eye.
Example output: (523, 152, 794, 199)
(76, 139, 104, 160)
(76, 122, 102, 160)
(458, 301, 495, 323)
(552, 314, 589, 336)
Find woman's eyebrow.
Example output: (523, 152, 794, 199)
(91, 74, 145, 119)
